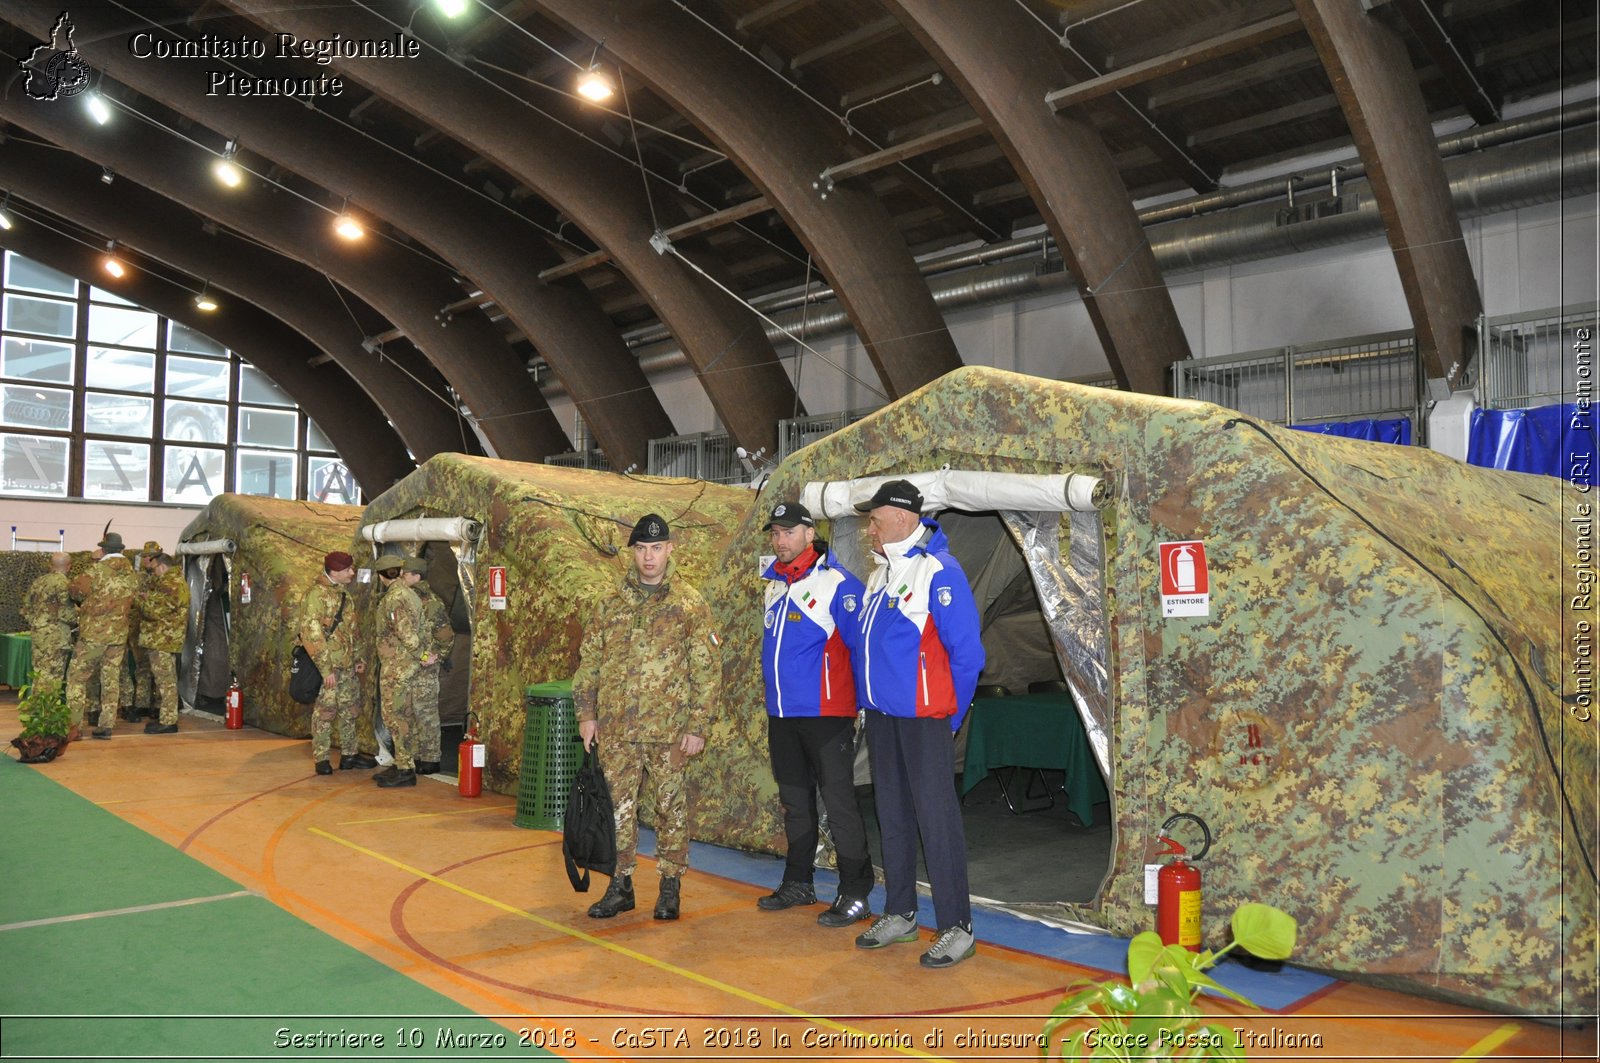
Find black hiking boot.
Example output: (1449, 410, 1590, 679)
(587, 875, 634, 919)
(653, 875, 681, 921)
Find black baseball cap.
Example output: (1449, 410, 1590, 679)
(628, 513, 671, 545)
(854, 478, 923, 514)
(762, 500, 814, 530)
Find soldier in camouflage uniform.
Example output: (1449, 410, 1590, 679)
(137, 554, 189, 734)
(23, 552, 75, 690)
(373, 554, 437, 788)
(124, 540, 164, 720)
(66, 531, 140, 739)
(298, 551, 372, 775)
(575, 514, 721, 922)
(405, 557, 454, 775)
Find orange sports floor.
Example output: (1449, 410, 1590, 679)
(3, 697, 1595, 1062)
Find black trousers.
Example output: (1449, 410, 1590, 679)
(864, 711, 971, 930)
(767, 714, 874, 900)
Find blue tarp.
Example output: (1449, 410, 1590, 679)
(1467, 403, 1596, 484)
(1289, 417, 1412, 446)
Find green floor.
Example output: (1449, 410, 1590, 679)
(0, 762, 536, 1061)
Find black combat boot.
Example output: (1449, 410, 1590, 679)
(653, 875, 681, 921)
(587, 875, 634, 919)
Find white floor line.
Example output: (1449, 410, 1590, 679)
(0, 889, 256, 932)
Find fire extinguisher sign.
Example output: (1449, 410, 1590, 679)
(487, 565, 507, 611)
(1157, 540, 1210, 618)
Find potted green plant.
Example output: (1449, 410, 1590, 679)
(11, 672, 72, 763)
(1042, 903, 1298, 1060)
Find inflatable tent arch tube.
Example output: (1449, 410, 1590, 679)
(175, 538, 237, 555)
(360, 517, 482, 556)
(801, 470, 1108, 517)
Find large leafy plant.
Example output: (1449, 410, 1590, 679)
(17, 673, 70, 738)
(1042, 903, 1297, 1060)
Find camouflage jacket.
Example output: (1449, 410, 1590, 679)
(70, 555, 139, 644)
(416, 585, 454, 666)
(375, 581, 426, 681)
(23, 572, 74, 649)
(573, 561, 721, 744)
(137, 567, 190, 652)
(298, 576, 357, 672)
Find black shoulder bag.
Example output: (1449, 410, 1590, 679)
(562, 743, 617, 892)
(289, 594, 346, 705)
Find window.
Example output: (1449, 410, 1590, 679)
(0, 252, 363, 504)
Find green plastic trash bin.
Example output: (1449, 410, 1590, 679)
(514, 679, 580, 830)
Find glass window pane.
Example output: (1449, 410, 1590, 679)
(1, 337, 73, 384)
(164, 399, 227, 444)
(84, 392, 153, 437)
(0, 383, 71, 431)
(3, 294, 77, 338)
(239, 364, 294, 406)
(166, 356, 230, 400)
(87, 304, 158, 348)
(89, 286, 136, 307)
(83, 440, 150, 501)
(308, 456, 360, 504)
(238, 406, 296, 449)
(0, 432, 68, 496)
(85, 347, 155, 393)
(167, 320, 227, 356)
(164, 445, 225, 504)
(237, 449, 295, 499)
(5, 253, 77, 297)
(306, 419, 334, 452)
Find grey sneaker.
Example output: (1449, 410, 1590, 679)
(855, 911, 919, 949)
(817, 894, 872, 928)
(756, 880, 816, 911)
(920, 922, 976, 968)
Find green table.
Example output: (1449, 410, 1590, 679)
(961, 692, 1109, 825)
(0, 632, 32, 688)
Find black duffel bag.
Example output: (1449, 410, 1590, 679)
(563, 744, 617, 892)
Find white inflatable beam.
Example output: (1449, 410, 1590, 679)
(801, 469, 1107, 519)
(174, 538, 236, 556)
(361, 517, 482, 550)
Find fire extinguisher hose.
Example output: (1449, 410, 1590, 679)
(1160, 812, 1212, 860)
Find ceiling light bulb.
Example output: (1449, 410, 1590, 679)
(103, 255, 125, 278)
(0, 210, 12, 231)
(85, 93, 112, 125)
(213, 157, 243, 188)
(435, 0, 469, 16)
(333, 213, 365, 241)
(576, 67, 614, 103)
(194, 290, 219, 312)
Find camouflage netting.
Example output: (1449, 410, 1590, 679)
(178, 495, 364, 736)
(709, 366, 1596, 1017)
(355, 454, 782, 855)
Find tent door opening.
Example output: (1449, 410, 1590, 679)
(180, 551, 232, 716)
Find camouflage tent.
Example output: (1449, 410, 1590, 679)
(354, 454, 782, 854)
(701, 366, 1595, 1016)
(176, 495, 364, 735)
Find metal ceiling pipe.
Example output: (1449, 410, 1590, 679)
(540, 126, 1593, 396)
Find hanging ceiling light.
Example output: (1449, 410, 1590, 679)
(333, 199, 365, 241)
(85, 92, 113, 125)
(0, 192, 13, 231)
(213, 139, 243, 188)
(102, 240, 126, 278)
(435, 0, 469, 17)
(194, 282, 219, 312)
(576, 42, 614, 102)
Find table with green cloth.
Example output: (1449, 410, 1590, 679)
(0, 632, 32, 688)
(960, 692, 1109, 825)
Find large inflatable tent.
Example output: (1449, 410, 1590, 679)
(698, 366, 1594, 1016)
(353, 454, 783, 854)
(176, 495, 364, 734)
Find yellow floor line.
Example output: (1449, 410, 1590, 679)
(338, 804, 515, 826)
(310, 827, 950, 1062)
(1453, 1022, 1521, 1060)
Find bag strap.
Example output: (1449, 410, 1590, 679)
(325, 592, 348, 638)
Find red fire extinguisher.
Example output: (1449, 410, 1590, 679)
(458, 713, 483, 798)
(225, 677, 243, 730)
(1156, 812, 1211, 952)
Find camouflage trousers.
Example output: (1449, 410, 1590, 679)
(66, 640, 126, 730)
(606, 740, 689, 879)
(148, 650, 180, 726)
(311, 667, 360, 761)
(378, 667, 422, 771)
(415, 666, 441, 761)
(29, 628, 71, 689)
(128, 645, 155, 710)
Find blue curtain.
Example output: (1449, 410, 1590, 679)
(1467, 403, 1596, 485)
(1289, 417, 1413, 446)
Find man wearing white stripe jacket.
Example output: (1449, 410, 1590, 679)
(757, 500, 875, 928)
(852, 479, 986, 968)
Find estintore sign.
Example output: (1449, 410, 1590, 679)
(488, 565, 507, 611)
(1158, 541, 1210, 618)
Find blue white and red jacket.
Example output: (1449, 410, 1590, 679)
(856, 519, 986, 731)
(761, 543, 865, 719)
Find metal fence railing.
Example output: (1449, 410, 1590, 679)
(646, 430, 743, 484)
(1478, 304, 1599, 410)
(544, 450, 611, 472)
(776, 406, 882, 461)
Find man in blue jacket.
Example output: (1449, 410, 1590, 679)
(757, 500, 874, 928)
(852, 479, 986, 968)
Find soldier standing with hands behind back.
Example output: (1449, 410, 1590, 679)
(23, 552, 74, 690)
(67, 530, 139, 740)
(574, 514, 720, 922)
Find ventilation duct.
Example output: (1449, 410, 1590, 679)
(801, 469, 1108, 519)
(174, 538, 236, 555)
